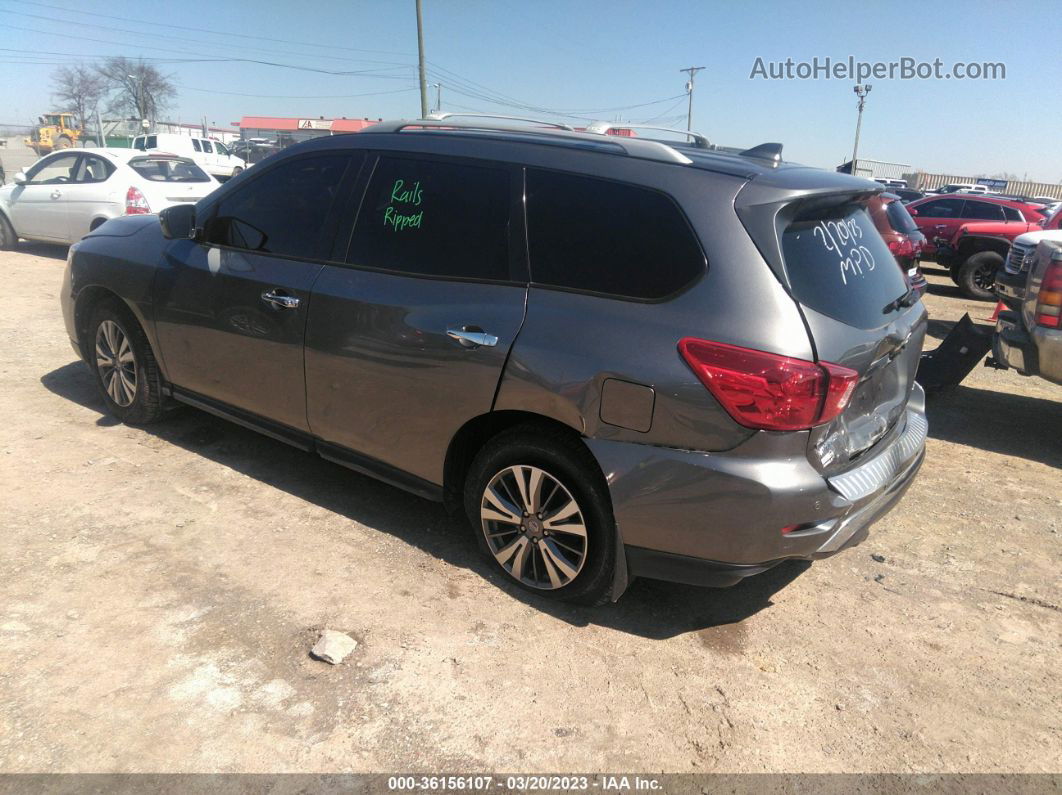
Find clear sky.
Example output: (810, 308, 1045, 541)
(2, 0, 1060, 181)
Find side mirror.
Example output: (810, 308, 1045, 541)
(13, 171, 27, 186)
(159, 204, 197, 240)
(908, 208, 918, 216)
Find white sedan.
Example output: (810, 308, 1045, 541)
(0, 148, 221, 247)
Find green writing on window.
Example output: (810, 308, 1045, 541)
(384, 178, 424, 232)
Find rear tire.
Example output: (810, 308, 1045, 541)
(0, 213, 17, 250)
(88, 300, 166, 425)
(958, 251, 1003, 301)
(464, 426, 616, 605)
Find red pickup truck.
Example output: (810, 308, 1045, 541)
(932, 205, 1057, 299)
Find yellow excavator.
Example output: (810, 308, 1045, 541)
(25, 113, 91, 155)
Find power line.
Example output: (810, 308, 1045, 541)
(2, 0, 414, 58)
(178, 85, 419, 100)
(0, 9, 415, 67)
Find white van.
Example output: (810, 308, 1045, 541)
(131, 133, 245, 180)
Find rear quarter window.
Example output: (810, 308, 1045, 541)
(782, 204, 910, 329)
(525, 169, 705, 300)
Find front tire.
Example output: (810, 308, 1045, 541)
(232, 166, 243, 177)
(958, 251, 1003, 301)
(88, 300, 166, 424)
(55, 135, 73, 150)
(464, 427, 616, 605)
(0, 213, 17, 250)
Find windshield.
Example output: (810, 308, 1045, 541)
(782, 202, 910, 329)
(128, 157, 210, 183)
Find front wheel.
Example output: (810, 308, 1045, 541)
(958, 251, 1003, 301)
(232, 166, 243, 177)
(464, 428, 616, 605)
(0, 213, 17, 250)
(88, 300, 166, 424)
(55, 135, 73, 150)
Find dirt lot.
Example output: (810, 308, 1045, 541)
(0, 245, 1058, 774)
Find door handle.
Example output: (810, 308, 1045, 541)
(447, 325, 498, 348)
(261, 289, 300, 309)
(51, 190, 62, 199)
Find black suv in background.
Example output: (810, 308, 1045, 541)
(61, 118, 927, 604)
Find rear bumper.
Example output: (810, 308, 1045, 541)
(993, 310, 1062, 385)
(624, 444, 924, 588)
(590, 391, 928, 588)
(994, 268, 1026, 312)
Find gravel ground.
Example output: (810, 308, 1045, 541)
(0, 245, 1058, 774)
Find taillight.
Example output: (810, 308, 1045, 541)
(1035, 255, 1062, 328)
(887, 239, 913, 257)
(678, 338, 859, 432)
(125, 186, 151, 215)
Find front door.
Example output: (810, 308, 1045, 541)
(153, 152, 356, 431)
(7, 152, 81, 241)
(910, 197, 965, 254)
(305, 153, 527, 486)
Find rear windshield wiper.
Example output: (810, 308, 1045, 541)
(882, 287, 917, 314)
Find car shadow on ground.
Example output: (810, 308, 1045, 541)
(41, 360, 808, 641)
(926, 384, 1062, 468)
(17, 242, 69, 260)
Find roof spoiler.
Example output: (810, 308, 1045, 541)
(739, 142, 783, 166)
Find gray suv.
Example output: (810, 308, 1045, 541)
(60, 118, 928, 604)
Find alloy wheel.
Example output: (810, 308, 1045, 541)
(480, 465, 588, 590)
(974, 265, 995, 291)
(95, 319, 137, 407)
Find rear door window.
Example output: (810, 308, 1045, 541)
(525, 169, 705, 300)
(782, 203, 910, 329)
(347, 155, 512, 281)
(961, 201, 1004, 221)
(1002, 206, 1022, 222)
(201, 140, 214, 154)
(191, 139, 201, 152)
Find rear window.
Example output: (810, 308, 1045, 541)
(129, 157, 210, 183)
(885, 199, 919, 234)
(782, 203, 910, 329)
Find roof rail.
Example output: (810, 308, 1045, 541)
(584, 121, 711, 149)
(360, 118, 695, 166)
(739, 142, 783, 165)
(425, 112, 575, 131)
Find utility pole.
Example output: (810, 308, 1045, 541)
(415, 0, 429, 118)
(679, 66, 706, 131)
(431, 83, 442, 113)
(850, 84, 872, 176)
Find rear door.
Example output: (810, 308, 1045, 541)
(305, 152, 527, 487)
(779, 199, 928, 474)
(909, 197, 965, 253)
(154, 152, 356, 431)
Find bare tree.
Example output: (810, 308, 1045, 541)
(51, 64, 107, 133)
(95, 57, 176, 123)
